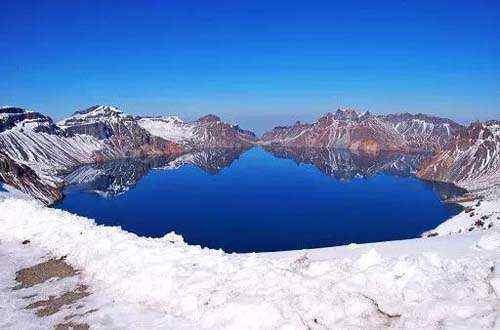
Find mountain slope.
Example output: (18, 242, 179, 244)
(418, 120, 500, 189)
(382, 113, 462, 152)
(0, 107, 105, 180)
(261, 109, 408, 155)
(59, 105, 184, 160)
(0, 151, 62, 204)
(138, 114, 257, 149)
(0, 106, 257, 204)
(261, 109, 464, 155)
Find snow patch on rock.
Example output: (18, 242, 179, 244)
(138, 117, 195, 144)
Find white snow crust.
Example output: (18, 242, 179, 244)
(138, 117, 195, 144)
(0, 198, 499, 329)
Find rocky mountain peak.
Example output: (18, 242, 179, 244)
(417, 119, 500, 188)
(67, 105, 123, 122)
(485, 119, 500, 126)
(196, 114, 221, 124)
(0, 107, 55, 134)
(333, 108, 366, 121)
(58, 105, 125, 133)
(485, 120, 500, 136)
(466, 121, 496, 141)
(0, 107, 26, 115)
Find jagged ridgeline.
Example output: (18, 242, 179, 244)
(0, 106, 498, 204)
(260, 109, 499, 189)
(0, 105, 256, 204)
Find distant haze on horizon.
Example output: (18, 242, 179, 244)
(1, 1, 498, 134)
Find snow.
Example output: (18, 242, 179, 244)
(0, 121, 104, 185)
(424, 196, 500, 237)
(1, 107, 500, 327)
(0, 198, 499, 329)
(138, 117, 195, 144)
(58, 105, 123, 127)
(0, 239, 185, 329)
(0, 113, 13, 120)
(0, 113, 109, 201)
(0, 183, 32, 202)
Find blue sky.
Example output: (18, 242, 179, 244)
(1, 1, 498, 133)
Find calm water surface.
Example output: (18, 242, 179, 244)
(55, 147, 463, 252)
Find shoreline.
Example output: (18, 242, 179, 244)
(1, 192, 499, 328)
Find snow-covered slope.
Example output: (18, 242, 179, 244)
(0, 106, 255, 204)
(418, 121, 500, 190)
(139, 114, 257, 149)
(0, 107, 106, 201)
(0, 107, 105, 173)
(0, 198, 498, 329)
(58, 105, 185, 159)
(138, 116, 195, 144)
(0, 152, 62, 204)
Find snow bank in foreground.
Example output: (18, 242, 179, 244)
(0, 240, 185, 329)
(423, 185, 500, 237)
(0, 198, 499, 329)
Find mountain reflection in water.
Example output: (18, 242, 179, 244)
(61, 146, 464, 201)
(55, 147, 464, 252)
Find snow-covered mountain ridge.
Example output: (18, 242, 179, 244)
(0, 105, 498, 204)
(0, 106, 256, 203)
(260, 108, 463, 154)
(0, 106, 499, 328)
(417, 120, 500, 190)
(261, 108, 499, 191)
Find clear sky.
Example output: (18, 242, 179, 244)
(1, 1, 498, 133)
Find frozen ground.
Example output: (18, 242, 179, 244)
(0, 195, 499, 329)
(423, 183, 500, 238)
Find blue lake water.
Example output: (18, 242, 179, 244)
(55, 147, 463, 253)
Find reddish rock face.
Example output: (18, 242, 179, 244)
(261, 109, 409, 154)
(261, 109, 500, 187)
(349, 139, 381, 157)
(417, 121, 500, 187)
(382, 113, 463, 152)
(190, 115, 257, 149)
(260, 109, 463, 154)
(59, 106, 189, 160)
(0, 104, 496, 203)
(195, 114, 222, 124)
